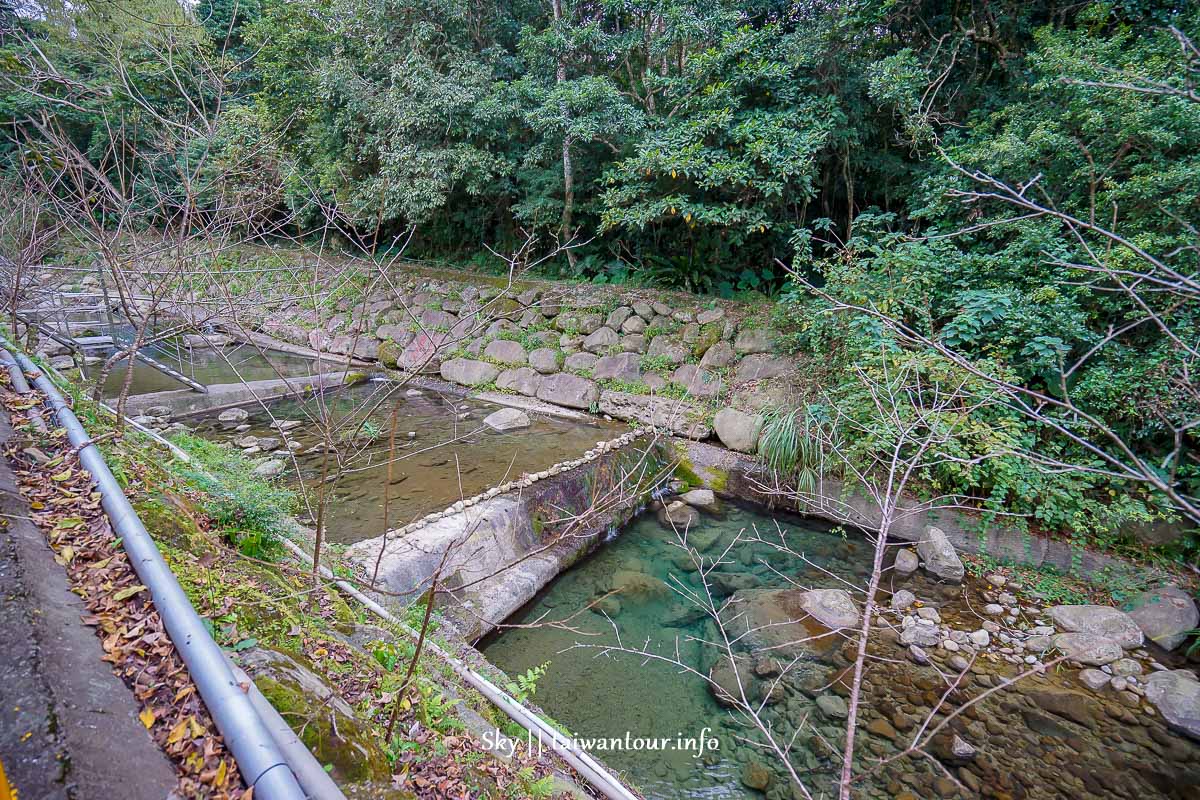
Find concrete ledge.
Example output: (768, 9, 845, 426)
(124, 371, 358, 418)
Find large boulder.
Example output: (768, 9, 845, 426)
(592, 353, 641, 382)
(483, 408, 531, 432)
(397, 331, 449, 372)
(483, 339, 527, 366)
(1048, 605, 1144, 649)
(646, 335, 687, 365)
(597, 391, 711, 438)
(916, 526, 964, 583)
(1125, 587, 1199, 651)
(699, 341, 735, 369)
(441, 358, 500, 387)
(537, 373, 600, 409)
(1145, 670, 1200, 741)
(712, 408, 763, 453)
(495, 367, 542, 397)
(1051, 633, 1123, 666)
(564, 352, 598, 372)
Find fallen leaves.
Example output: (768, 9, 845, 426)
(2, 402, 249, 800)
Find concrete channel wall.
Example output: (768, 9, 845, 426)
(124, 371, 358, 418)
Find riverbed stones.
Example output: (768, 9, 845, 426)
(891, 590, 916, 611)
(894, 548, 919, 576)
(440, 358, 500, 387)
(1125, 586, 1200, 651)
(1048, 605, 1144, 649)
(482, 408, 531, 432)
(816, 694, 848, 720)
(740, 761, 771, 791)
(712, 408, 763, 453)
(483, 339, 527, 365)
(900, 625, 941, 648)
(657, 500, 700, 530)
(1078, 668, 1111, 690)
(592, 353, 641, 381)
(1144, 670, 1200, 740)
(495, 367, 542, 396)
(1052, 633, 1123, 666)
(252, 459, 285, 478)
(916, 526, 964, 583)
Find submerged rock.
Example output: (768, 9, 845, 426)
(657, 500, 700, 531)
(893, 548, 919, 576)
(482, 408, 531, 432)
(679, 488, 716, 509)
(725, 587, 859, 661)
(217, 407, 249, 423)
(1048, 605, 1144, 649)
(1125, 586, 1200, 651)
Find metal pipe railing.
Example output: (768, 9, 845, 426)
(279, 538, 642, 800)
(2, 345, 306, 800)
(0, 347, 47, 433)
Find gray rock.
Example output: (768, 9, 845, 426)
(697, 308, 725, 325)
(799, 588, 861, 631)
(536, 373, 599, 410)
(606, 307, 633, 330)
(699, 340, 735, 369)
(916, 526, 964, 583)
(218, 407, 249, 423)
(734, 327, 773, 354)
(582, 326, 620, 354)
(483, 408, 531, 432)
(440, 358, 500, 387)
(495, 367, 542, 397)
(968, 629, 991, 648)
(621, 315, 647, 334)
(900, 625, 942, 648)
(1125, 586, 1199, 651)
(891, 590, 916, 612)
(592, 353, 641, 382)
(1078, 668, 1111, 690)
(1052, 633, 1123, 666)
(680, 489, 716, 509)
(816, 694, 848, 720)
(528, 348, 561, 374)
(1111, 658, 1143, 677)
(632, 301, 654, 320)
(483, 339, 527, 366)
(597, 392, 711, 438)
(252, 459, 285, 478)
(671, 364, 723, 398)
(734, 354, 791, 383)
(647, 336, 687, 365)
(712, 408, 763, 453)
(657, 500, 700, 530)
(564, 352, 598, 372)
(894, 548, 919, 576)
(1144, 670, 1200, 740)
(620, 334, 647, 353)
(1048, 605, 1144, 649)
(909, 645, 930, 665)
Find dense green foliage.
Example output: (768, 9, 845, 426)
(3, 1, 1198, 550)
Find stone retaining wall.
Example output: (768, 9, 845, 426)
(243, 274, 793, 445)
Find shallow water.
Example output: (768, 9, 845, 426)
(482, 503, 870, 799)
(193, 381, 624, 544)
(482, 502, 1200, 800)
(90, 343, 319, 396)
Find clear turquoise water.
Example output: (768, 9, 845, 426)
(481, 502, 870, 799)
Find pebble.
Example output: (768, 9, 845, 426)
(948, 654, 970, 672)
(984, 603, 1004, 615)
(909, 646, 930, 665)
(968, 629, 991, 647)
(942, 640, 960, 652)
(916, 606, 941, 623)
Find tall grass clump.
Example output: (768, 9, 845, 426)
(758, 406, 823, 497)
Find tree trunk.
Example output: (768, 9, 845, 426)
(552, 0, 577, 271)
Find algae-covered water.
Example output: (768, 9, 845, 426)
(482, 502, 869, 799)
(92, 342, 319, 395)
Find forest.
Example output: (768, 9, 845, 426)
(2, 0, 1199, 551)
